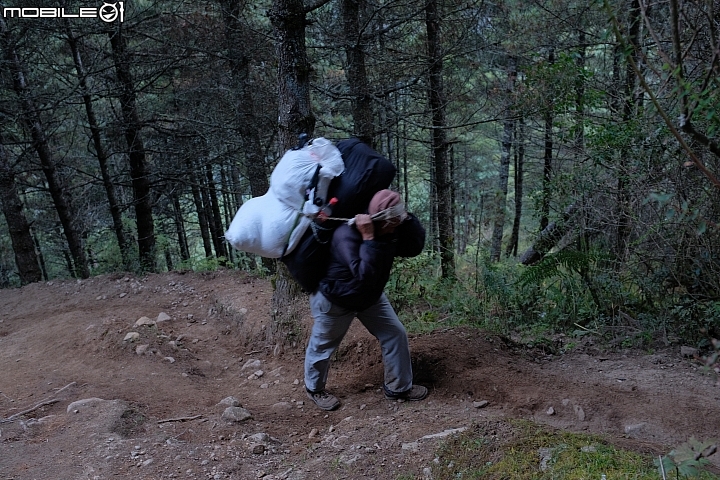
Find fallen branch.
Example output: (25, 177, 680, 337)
(1, 399, 60, 423)
(54, 382, 76, 395)
(157, 414, 203, 424)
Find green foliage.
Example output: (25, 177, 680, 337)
(656, 437, 718, 479)
(430, 420, 666, 480)
(519, 250, 603, 288)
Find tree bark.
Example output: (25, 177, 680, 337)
(520, 203, 579, 266)
(108, 23, 156, 272)
(1, 18, 90, 278)
(616, 0, 641, 260)
(0, 141, 42, 284)
(66, 27, 131, 270)
(205, 163, 228, 260)
(540, 47, 555, 232)
(188, 167, 214, 259)
(268, 0, 323, 348)
(170, 187, 190, 262)
(269, 0, 316, 150)
(490, 59, 516, 263)
(220, 0, 269, 198)
(342, 0, 374, 145)
(507, 117, 525, 258)
(426, 0, 454, 278)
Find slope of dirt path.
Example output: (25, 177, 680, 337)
(0, 270, 718, 480)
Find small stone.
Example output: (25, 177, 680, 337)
(135, 344, 149, 355)
(260, 383, 269, 389)
(124, 332, 140, 342)
(222, 407, 252, 422)
(119, 292, 127, 298)
(293, 379, 299, 385)
(187, 314, 194, 320)
(473, 400, 489, 409)
(308, 428, 318, 439)
(250, 444, 265, 454)
(248, 433, 270, 443)
(581, 445, 597, 453)
(574, 405, 586, 421)
(142, 458, 154, 467)
(218, 396, 241, 407)
(681, 346, 698, 358)
(271, 402, 292, 411)
(164, 357, 176, 364)
(360, 404, 366, 410)
(546, 406, 555, 415)
(254, 370, 264, 378)
(134, 316, 155, 327)
(157, 312, 172, 323)
(402, 442, 420, 452)
(242, 359, 262, 371)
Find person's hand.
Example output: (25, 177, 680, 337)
(354, 214, 375, 241)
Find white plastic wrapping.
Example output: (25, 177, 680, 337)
(224, 138, 344, 258)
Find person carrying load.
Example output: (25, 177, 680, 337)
(304, 189, 428, 410)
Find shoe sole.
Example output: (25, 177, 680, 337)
(384, 388, 429, 402)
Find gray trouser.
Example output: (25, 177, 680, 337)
(304, 292, 413, 393)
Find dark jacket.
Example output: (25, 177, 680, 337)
(318, 214, 425, 311)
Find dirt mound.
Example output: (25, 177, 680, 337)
(1, 270, 718, 479)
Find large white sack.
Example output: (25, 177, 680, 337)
(270, 137, 344, 207)
(225, 137, 344, 258)
(225, 194, 311, 258)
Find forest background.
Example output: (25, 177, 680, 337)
(1, 0, 719, 354)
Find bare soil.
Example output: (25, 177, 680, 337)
(1, 269, 718, 480)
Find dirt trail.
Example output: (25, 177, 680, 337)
(1, 270, 718, 479)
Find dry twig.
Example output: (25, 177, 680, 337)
(157, 414, 203, 424)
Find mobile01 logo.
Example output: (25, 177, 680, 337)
(3, 2, 124, 22)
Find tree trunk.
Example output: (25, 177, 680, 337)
(520, 203, 580, 266)
(220, 0, 269, 199)
(0, 141, 42, 284)
(188, 168, 214, 258)
(205, 163, 228, 260)
(108, 23, 156, 272)
(540, 47, 555, 232)
(490, 60, 516, 263)
(426, 0, 454, 279)
(268, 0, 321, 348)
(1, 18, 90, 278)
(616, 0, 641, 260)
(66, 27, 131, 270)
(171, 187, 190, 262)
(269, 0, 316, 150)
(574, 29, 586, 160)
(507, 117, 525, 257)
(342, 0, 374, 145)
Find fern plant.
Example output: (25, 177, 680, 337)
(518, 249, 603, 288)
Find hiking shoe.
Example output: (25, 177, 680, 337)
(383, 384, 429, 402)
(306, 389, 341, 411)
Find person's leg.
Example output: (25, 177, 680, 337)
(304, 292, 355, 393)
(356, 293, 413, 393)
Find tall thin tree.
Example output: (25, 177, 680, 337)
(426, 0, 454, 279)
(0, 139, 42, 284)
(66, 26, 131, 270)
(108, 22, 156, 272)
(1, 17, 90, 278)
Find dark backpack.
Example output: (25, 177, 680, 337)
(281, 138, 396, 292)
